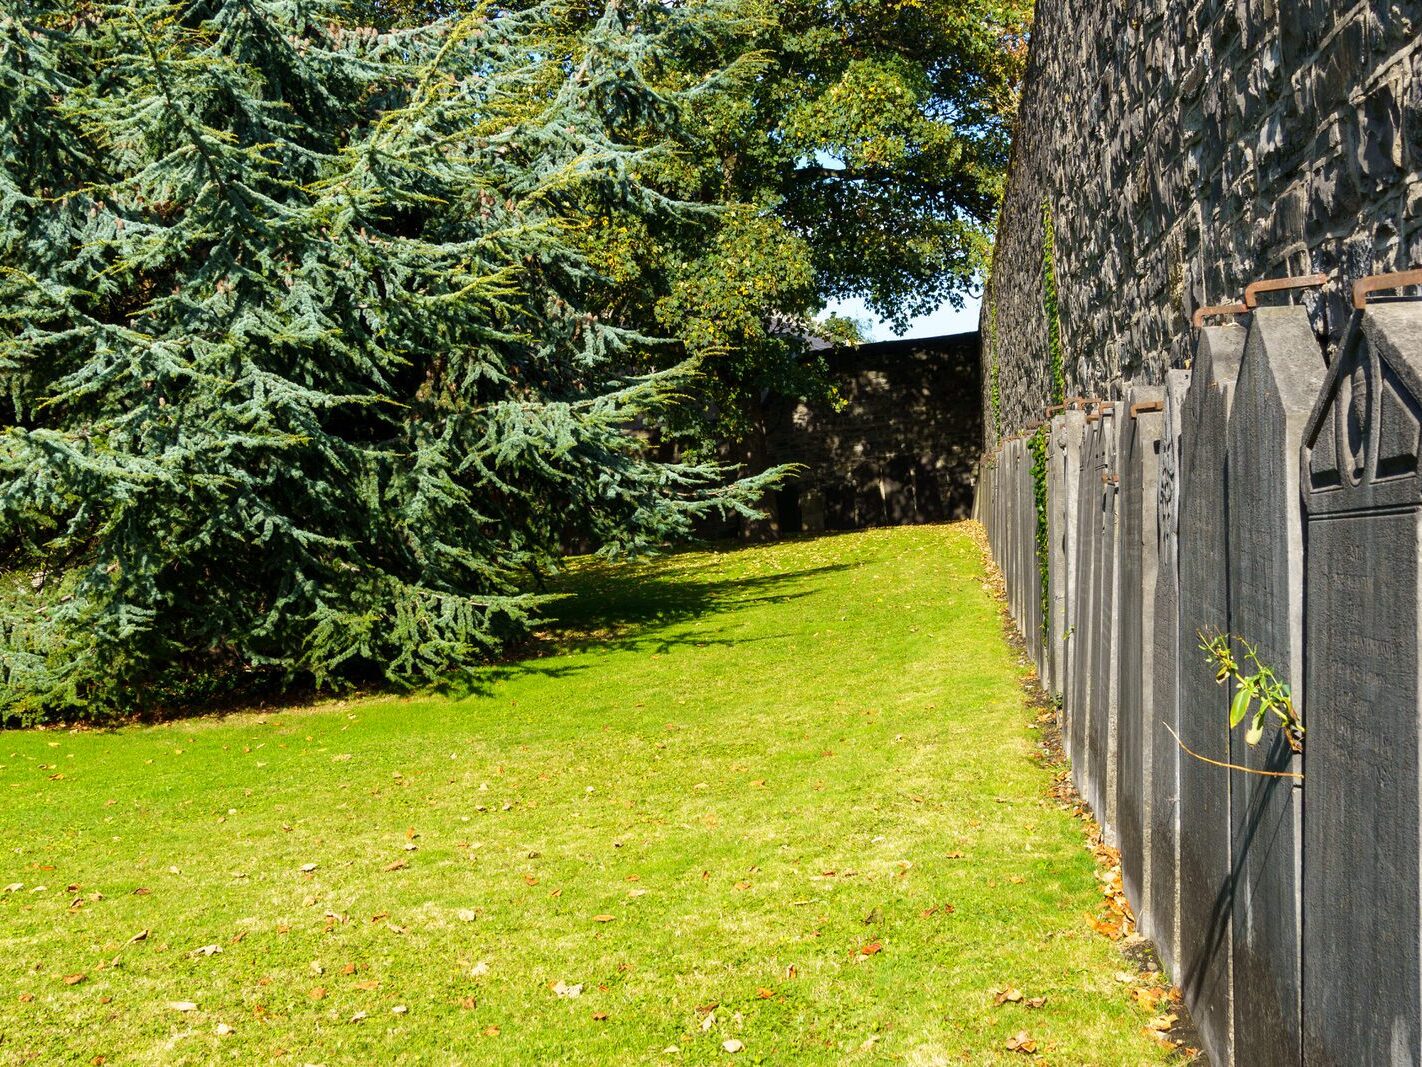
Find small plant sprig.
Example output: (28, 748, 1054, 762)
(1198, 629, 1304, 753)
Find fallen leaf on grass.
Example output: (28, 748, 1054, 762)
(483, 1025, 500, 1037)
(3, 883, 22, 893)
(460, 996, 478, 1010)
(392, 1005, 407, 1015)
(300, 864, 317, 873)
(457, 909, 477, 922)
(127, 930, 149, 944)
(215, 1023, 235, 1036)
(309, 987, 327, 1000)
(700, 1011, 717, 1032)
(168, 1001, 198, 1012)
(1146, 1013, 1179, 1033)
(19, 992, 35, 1003)
(592, 1010, 608, 1021)
(756, 988, 774, 999)
(722, 1039, 744, 1053)
(1005, 1030, 1037, 1053)
(946, 851, 967, 859)
(349, 1011, 368, 1023)
(470, 961, 490, 977)
(734, 881, 752, 891)
(354, 979, 379, 991)
(1026, 996, 1046, 1009)
(592, 914, 615, 923)
(189, 945, 222, 958)
(383, 859, 408, 872)
(994, 987, 1023, 1005)
(859, 941, 882, 956)
(523, 874, 538, 886)
(552, 981, 583, 998)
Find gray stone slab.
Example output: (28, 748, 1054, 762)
(1085, 403, 1123, 838)
(1150, 368, 1190, 972)
(1226, 307, 1322, 1067)
(1050, 413, 1086, 702)
(1069, 417, 1102, 777)
(1301, 303, 1422, 1066)
(1176, 323, 1246, 1062)
(1117, 385, 1164, 930)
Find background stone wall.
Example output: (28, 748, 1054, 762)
(743, 333, 982, 535)
(984, 0, 1422, 444)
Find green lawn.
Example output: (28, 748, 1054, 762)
(0, 525, 1174, 1065)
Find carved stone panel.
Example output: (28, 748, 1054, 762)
(1150, 368, 1191, 970)
(1226, 307, 1323, 1067)
(1301, 304, 1422, 1066)
(1118, 385, 1164, 933)
(1176, 323, 1246, 1062)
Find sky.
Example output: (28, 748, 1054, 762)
(823, 293, 982, 341)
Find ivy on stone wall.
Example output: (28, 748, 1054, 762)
(987, 301, 1003, 441)
(1028, 425, 1050, 644)
(1040, 200, 1067, 404)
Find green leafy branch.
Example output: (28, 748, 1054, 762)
(1199, 629, 1304, 753)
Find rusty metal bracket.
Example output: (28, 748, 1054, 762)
(1130, 400, 1165, 418)
(1191, 302, 1249, 328)
(1242, 272, 1328, 309)
(1101, 473, 1119, 485)
(1352, 268, 1422, 309)
(1045, 403, 1066, 417)
(1069, 397, 1100, 411)
(1085, 413, 1100, 424)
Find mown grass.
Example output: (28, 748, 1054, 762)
(0, 525, 1175, 1065)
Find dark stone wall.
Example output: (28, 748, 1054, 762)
(984, 0, 1422, 443)
(757, 333, 982, 533)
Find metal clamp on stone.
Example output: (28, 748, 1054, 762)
(1191, 302, 1248, 329)
(1242, 272, 1328, 309)
(1352, 266, 1422, 308)
(1129, 400, 1164, 418)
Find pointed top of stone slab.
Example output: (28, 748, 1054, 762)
(1303, 304, 1422, 514)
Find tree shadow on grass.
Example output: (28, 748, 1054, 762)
(432, 558, 858, 699)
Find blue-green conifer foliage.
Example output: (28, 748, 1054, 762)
(0, 0, 775, 720)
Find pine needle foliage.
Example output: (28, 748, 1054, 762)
(0, 0, 778, 722)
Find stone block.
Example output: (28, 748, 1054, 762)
(1117, 385, 1164, 935)
(1301, 302, 1422, 1065)
(1069, 417, 1102, 775)
(1050, 413, 1087, 701)
(1225, 307, 1322, 1067)
(1176, 323, 1246, 1061)
(1086, 404, 1124, 840)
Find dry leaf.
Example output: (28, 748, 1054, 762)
(391, 1005, 407, 1015)
(349, 1010, 368, 1023)
(309, 987, 327, 1000)
(1005, 1030, 1037, 1053)
(215, 1023, 235, 1036)
(700, 1011, 717, 1032)
(458, 909, 477, 922)
(62, 973, 86, 986)
(341, 963, 357, 975)
(1026, 996, 1047, 1009)
(592, 914, 615, 923)
(552, 981, 583, 998)
(722, 1039, 745, 1053)
(592, 1010, 608, 1021)
(756, 987, 774, 999)
(300, 863, 317, 873)
(127, 930, 149, 944)
(859, 941, 882, 956)
(523, 874, 538, 886)
(483, 1025, 500, 1037)
(470, 961, 490, 977)
(189, 945, 222, 958)
(384, 859, 408, 872)
(354, 979, 380, 991)
(168, 1001, 198, 1012)
(994, 987, 1023, 1005)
